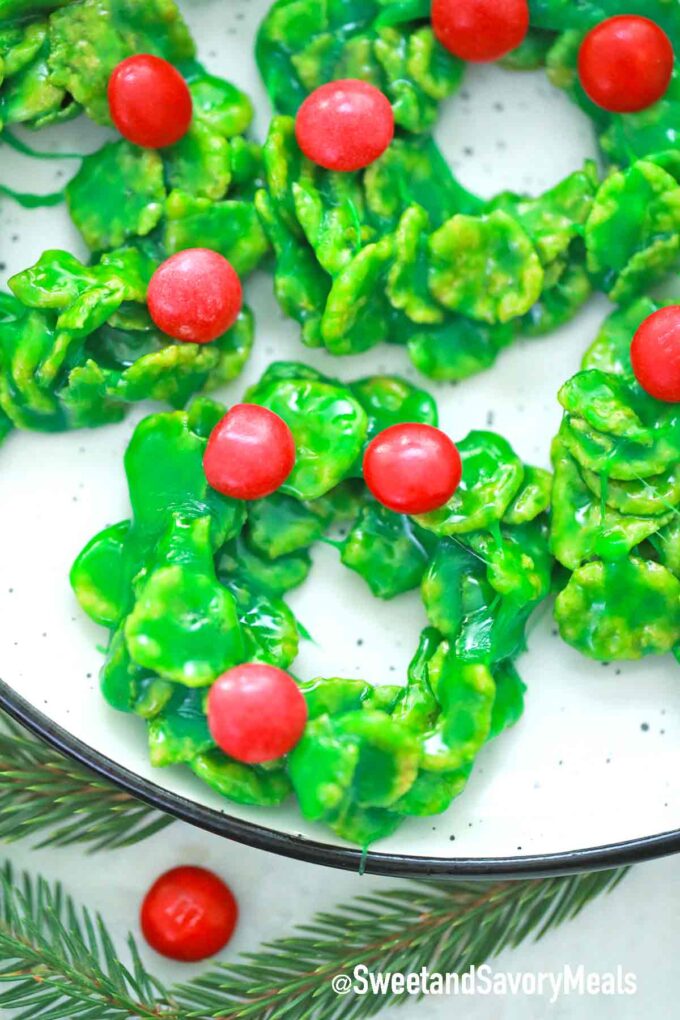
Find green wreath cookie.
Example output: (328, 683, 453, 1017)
(71, 364, 552, 846)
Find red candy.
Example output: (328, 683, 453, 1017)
(578, 16, 674, 113)
(207, 664, 307, 764)
(295, 79, 394, 171)
(147, 249, 242, 344)
(630, 306, 680, 403)
(431, 0, 529, 62)
(108, 54, 193, 148)
(363, 423, 463, 516)
(140, 866, 238, 962)
(204, 404, 296, 500)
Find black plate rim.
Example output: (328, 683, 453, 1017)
(2, 680, 678, 879)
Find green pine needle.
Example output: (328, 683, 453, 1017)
(0, 855, 628, 1019)
(173, 869, 628, 1019)
(0, 716, 173, 851)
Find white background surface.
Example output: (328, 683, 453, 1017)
(0, 0, 677, 866)
(1, 1, 679, 1014)
(1, 825, 679, 1018)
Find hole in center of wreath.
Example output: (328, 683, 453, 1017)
(287, 540, 424, 689)
(435, 63, 600, 201)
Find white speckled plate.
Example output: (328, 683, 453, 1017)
(0, 0, 678, 877)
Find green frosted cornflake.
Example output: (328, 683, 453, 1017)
(292, 175, 371, 276)
(582, 297, 659, 376)
(407, 314, 515, 381)
(341, 502, 432, 599)
(190, 752, 291, 806)
(246, 372, 368, 500)
(428, 210, 544, 324)
(503, 466, 552, 524)
(349, 373, 438, 440)
(585, 157, 680, 302)
(416, 431, 524, 535)
(47, 0, 194, 125)
(163, 190, 270, 276)
(189, 72, 253, 138)
(555, 557, 680, 661)
(125, 515, 244, 686)
(558, 370, 652, 441)
(321, 235, 394, 353)
(164, 119, 231, 201)
(550, 436, 672, 570)
(387, 204, 444, 324)
(66, 141, 165, 252)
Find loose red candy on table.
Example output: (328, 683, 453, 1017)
(630, 306, 680, 403)
(295, 79, 394, 171)
(431, 0, 529, 62)
(363, 423, 463, 516)
(140, 866, 238, 962)
(108, 54, 193, 148)
(207, 663, 308, 764)
(147, 249, 243, 344)
(578, 16, 674, 113)
(204, 404, 296, 499)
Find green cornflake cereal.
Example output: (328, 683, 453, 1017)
(349, 373, 437, 441)
(2, 250, 255, 432)
(256, 0, 462, 134)
(416, 431, 524, 536)
(191, 751, 292, 805)
(163, 190, 270, 277)
(555, 557, 680, 661)
(246, 369, 368, 499)
(406, 315, 516, 382)
(47, 0, 194, 125)
(73, 365, 548, 844)
(66, 142, 166, 252)
(428, 210, 544, 324)
(341, 501, 434, 599)
(585, 156, 680, 302)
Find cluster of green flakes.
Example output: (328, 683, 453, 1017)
(71, 363, 552, 845)
(552, 301, 680, 662)
(0, 0, 268, 439)
(254, 0, 680, 379)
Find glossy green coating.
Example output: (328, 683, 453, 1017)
(245, 363, 369, 500)
(551, 303, 680, 663)
(0, 0, 193, 130)
(256, 109, 600, 372)
(74, 365, 551, 845)
(585, 155, 680, 303)
(1, 250, 255, 434)
(255, 0, 463, 135)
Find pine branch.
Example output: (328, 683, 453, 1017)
(173, 868, 628, 1019)
(0, 716, 173, 851)
(0, 862, 177, 1019)
(0, 858, 627, 1019)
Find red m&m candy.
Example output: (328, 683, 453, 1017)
(141, 866, 238, 962)
(363, 423, 462, 516)
(295, 79, 394, 171)
(431, 0, 529, 63)
(207, 663, 308, 764)
(578, 16, 674, 113)
(147, 249, 243, 344)
(630, 306, 680, 403)
(108, 54, 193, 148)
(204, 404, 296, 500)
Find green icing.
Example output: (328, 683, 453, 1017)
(551, 305, 680, 662)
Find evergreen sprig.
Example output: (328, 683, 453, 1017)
(0, 859, 627, 1020)
(0, 718, 172, 851)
